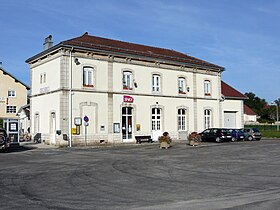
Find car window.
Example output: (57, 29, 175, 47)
(253, 128, 260, 132)
(222, 129, 230, 134)
(203, 129, 210, 134)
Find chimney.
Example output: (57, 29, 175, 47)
(43, 35, 53, 50)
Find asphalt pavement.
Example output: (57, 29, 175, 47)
(1, 139, 280, 210)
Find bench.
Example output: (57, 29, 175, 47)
(135, 135, 153, 144)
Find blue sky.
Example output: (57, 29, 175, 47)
(0, 0, 279, 102)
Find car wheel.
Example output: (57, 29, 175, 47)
(231, 137, 237, 142)
(248, 136, 253, 141)
(215, 137, 221, 143)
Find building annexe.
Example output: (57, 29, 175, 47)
(26, 33, 246, 146)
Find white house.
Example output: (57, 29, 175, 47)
(26, 33, 246, 146)
(244, 104, 257, 123)
(0, 63, 30, 142)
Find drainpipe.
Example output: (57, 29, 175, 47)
(69, 47, 73, 147)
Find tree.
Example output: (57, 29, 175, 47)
(244, 92, 267, 116)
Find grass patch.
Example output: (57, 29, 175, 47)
(261, 130, 280, 138)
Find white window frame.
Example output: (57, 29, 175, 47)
(6, 106, 16, 113)
(8, 90, 16, 98)
(122, 71, 133, 90)
(204, 109, 211, 129)
(178, 108, 186, 131)
(204, 80, 211, 96)
(152, 74, 161, 93)
(83, 67, 94, 87)
(178, 77, 186, 94)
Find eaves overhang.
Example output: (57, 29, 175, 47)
(26, 42, 225, 72)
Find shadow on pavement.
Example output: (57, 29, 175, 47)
(1, 143, 36, 153)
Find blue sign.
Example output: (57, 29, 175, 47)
(84, 115, 89, 122)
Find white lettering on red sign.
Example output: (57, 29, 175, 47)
(123, 95, 134, 103)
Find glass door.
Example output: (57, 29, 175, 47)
(122, 107, 133, 141)
(152, 108, 162, 141)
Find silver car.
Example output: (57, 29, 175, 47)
(243, 128, 262, 141)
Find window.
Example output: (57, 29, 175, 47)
(122, 71, 133, 90)
(152, 108, 161, 131)
(178, 77, 186, 94)
(83, 67, 94, 87)
(40, 73, 46, 84)
(152, 74, 161, 92)
(6, 106, 16, 113)
(43, 73, 46, 83)
(204, 80, 211, 96)
(204, 109, 211, 129)
(178, 108, 186, 131)
(8, 90, 16, 97)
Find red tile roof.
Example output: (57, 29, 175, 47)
(61, 33, 224, 70)
(244, 104, 257, 115)
(221, 81, 247, 100)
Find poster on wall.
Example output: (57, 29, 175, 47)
(9, 122, 18, 132)
(113, 123, 120, 133)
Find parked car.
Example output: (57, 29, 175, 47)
(229, 129, 245, 142)
(242, 128, 262, 141)
(199, 128, 232, 143)
(0, 128, 10, 151)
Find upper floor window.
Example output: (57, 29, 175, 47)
(178, 108, 186, 131)
(6, 106, 16, 113)
(122, 71, 133, 90)
(40, 73, 47, 84)
(204, 109, 211, 129)
(178, 77, 186, 94)
(83, 67, 94, 87)
(152, 74, 161, 92)
(8, 90, 16, 98)
(204, 80, 211, 96)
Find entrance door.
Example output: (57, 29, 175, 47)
(152, 108, 162, 141)
(122, 107, 133, 141)
(50, 112, 56, 145)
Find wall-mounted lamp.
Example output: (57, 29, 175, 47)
(134, 82, 138, 88)
(187, 87, 190, 92)
(74, 58, 80, 65)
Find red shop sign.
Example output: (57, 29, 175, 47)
(123, 95, 134, 103)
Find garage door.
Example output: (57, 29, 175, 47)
(224, 112, 236, 128)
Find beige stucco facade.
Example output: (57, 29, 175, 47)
(0, 67, 29, 120)
(27, 38, 244, 146)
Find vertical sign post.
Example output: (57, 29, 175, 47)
(84, 116, 89, 146)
